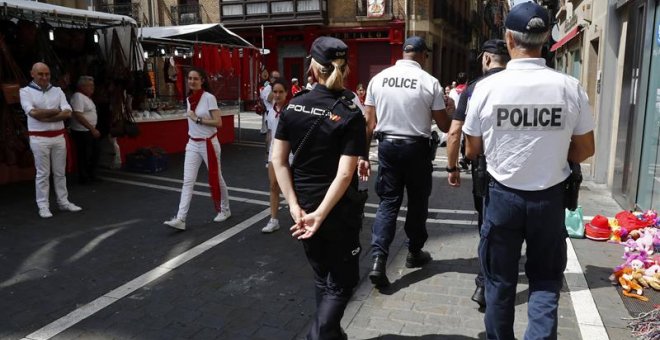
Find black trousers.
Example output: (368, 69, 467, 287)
(302, 200, 361, 340)
(70, 130, 100, 182)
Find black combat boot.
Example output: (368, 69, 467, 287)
(368, 255, 389, 287)
(405, 250, 432, 268)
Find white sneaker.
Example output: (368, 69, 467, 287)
(214, 209, 231, 222)
(261, 219, 280, 233)
(164, 217, 186, 230)
(59, 202, 82, 212)
(38, 207, 53, 218)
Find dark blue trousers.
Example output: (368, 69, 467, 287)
(303, 201, 361, 340)
(480, 180, 567, 340)
(371, 138, 432, 258)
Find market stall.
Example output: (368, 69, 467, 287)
(0, 0, 139, 184)
(122, 24, 259, 156)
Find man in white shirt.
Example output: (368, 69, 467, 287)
(70, 76, 101, 184)
(462, 3, 595, 338)
(359, 36, 452, 287)
(20, 62, 82, 218)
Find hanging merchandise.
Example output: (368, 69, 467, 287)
(0, 34, 26, 104)
(108, 29, 139, 138)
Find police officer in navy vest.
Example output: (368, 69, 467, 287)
(359, 36, 452, 287)
(462, 3, 595, 339)
(447, 39, 510, 308)
(271, 36, 366, 340)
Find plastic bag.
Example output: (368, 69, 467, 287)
(565, 206, 584, 238)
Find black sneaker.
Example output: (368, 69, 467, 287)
(405, 250, 432, 268)
(368, 255, 389, 287)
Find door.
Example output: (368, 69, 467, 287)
(283, 57, 304, 86)
(613, 0, 649, 207)
(635, 0, 660, 208)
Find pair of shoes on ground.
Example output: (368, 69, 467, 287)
(261, 218, 280, 233)
(39, 202, 83, 218)
(164, 209, 231, 231)
(369, 250, 432, 287)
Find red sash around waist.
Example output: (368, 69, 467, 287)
(28, 129, 74, 172)
(189, 133, 221, 212)
(28, 129, 65, 137)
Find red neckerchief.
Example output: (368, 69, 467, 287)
(188, 89, 204, 111)
(274, 102, 286, 118)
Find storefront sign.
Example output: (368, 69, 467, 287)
(367, 0, 386, 18)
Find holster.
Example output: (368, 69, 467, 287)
(472, 154, 488, 198)
(429, 131, 440, 161)
(564, 162, 582, 211)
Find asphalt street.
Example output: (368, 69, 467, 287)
(0, 113, 630, 339)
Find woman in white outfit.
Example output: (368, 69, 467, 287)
(262, 78, 288, 233)
(164, 68, 231, 230)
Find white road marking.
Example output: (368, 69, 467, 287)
(100, 177, 271, 207)
(101, 171, 479, 215)
(21, 208, 272, 340)
(65, 228, 125, 264)
(363, 213, 477, 226)
(564, 238, 609, 340)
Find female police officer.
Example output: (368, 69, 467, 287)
(270, 36, 366, 340)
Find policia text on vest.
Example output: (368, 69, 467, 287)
(494, 105, 565, 130)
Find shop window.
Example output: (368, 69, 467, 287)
(571, 50, 582, 79)
(246, 3, 268, 14)
(222, 4, 243, 16)
(298, 0, 320, 12)
(272, 1, 294, 13)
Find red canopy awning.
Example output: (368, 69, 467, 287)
(550, 26, 582, 52)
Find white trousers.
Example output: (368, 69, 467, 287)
(176, 138, 230, 220)
(29, 135, 69, 209)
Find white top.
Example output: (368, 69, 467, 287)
(448, 88, 462, 108)
(365, 59, 445, 138)
(265, 103, 282, 134)
(20, 83, 72, 132)
(260, 84, 273, 112)
(462, 58, 595, 191)
(187, 91, 220, 139)
(69, 92, 98, 131)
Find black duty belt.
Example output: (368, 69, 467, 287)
(376, 132, 428, 142)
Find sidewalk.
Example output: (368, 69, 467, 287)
(339, 148, 631, 340)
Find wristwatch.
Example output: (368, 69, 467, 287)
(445, 166, 459, 173)
(196, 117, 202, 124)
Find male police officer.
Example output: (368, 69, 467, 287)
(359, 36, 452, 287)
(462, 3, 595, 339)
(447, 39, 510, 308)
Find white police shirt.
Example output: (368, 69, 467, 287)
(187, 91, 220, 139)
(365, 59, 445, 138)
(462, 58, 594, 191)
(20, 84, 72, 132)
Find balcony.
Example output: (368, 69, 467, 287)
(355, 0, 392, 21)
(220, 0, 326, 28)
(171, 4, 207, 25)
(97, 2, 142, 24)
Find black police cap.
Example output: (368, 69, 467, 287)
(505, 1, 550, 33)
(310, 36, 348, 66)
(480, 39, 508, 57)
